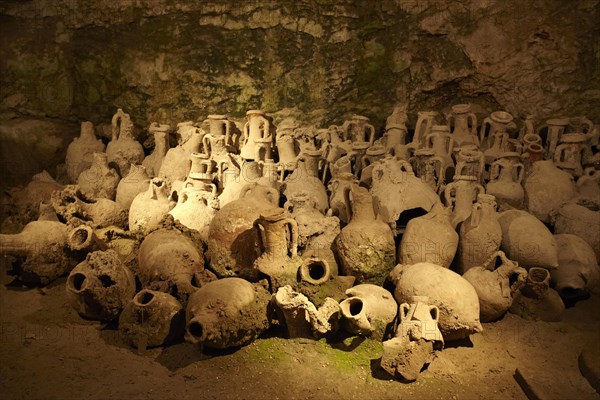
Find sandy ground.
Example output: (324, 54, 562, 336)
(0, 273, 599, 400)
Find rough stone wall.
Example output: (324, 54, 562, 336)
(0, 0, 599, 184)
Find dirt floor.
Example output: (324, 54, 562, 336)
(1, 272, 599, 400)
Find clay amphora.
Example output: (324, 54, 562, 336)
(65, 121, 105, 182)
(10, 170, 63, 214)
(51, 185, 128, 229)
(276, 120, 301, 170)
(444, 175, 485, 229)
(77, 152, 120, 200)
(576, 168, 600, 201)
(554, 133, 586, 177)
(463, 251, 527, 322)
(158, 122, 203, 183)
(458, 194, 502, 274)
(283, 150, 329, 213)
(119, 289, 185, 349)
(66, 250, 135, 321)
(335, 183, 396, 285)
(399, 202, 458, 268)
(553, 198, 600, 262)
(425, 124, 455, 181)
(411, 111, 438, 149)
(348, 141, 370, 177)
(523, 160, 577, 223)
(497, 209, 559, 270)
(285, 192, 340, 264)
(339, 284, 397, 341)
(359, 144, 387, 186)
(409, 149, 443, 192)
(142, 123, 170, 177)
(202, 128, 236, 166)
(389, 262, 483, 341)
(509, 267, 565, 322)
(115, 164, 150, 210)
(207, 184, 280, 279)
(240, 110, 271, 160)
(169, 183, 219, 241)
(454, 147, 485, 183)
(186, 152, 217, 186)
(128, 178, 174, 233)
(253, 208, 303, 290)
(384, 106, 408, 149)
(483, 129, 509, 168)
(137, 228, 205, 306)
(552, 234, 599, 302)
(216, 158, 264, 208)
(185, 278, 271, 349)
(479, 111, 514, 152)
(328, 172, 358, 224)
(201, 114, 237, 152)
(0, 206, 73, 285)
(448, 104, 478, 148)
(106, 109, 144, 177)
(381, 295, 443, 382)
(342, 114, 375, 145)
(256, 158, 284, 190)
(486, 152, 525, 210)
(541, 117, 569, 159)
(370, 156, 440, 233)
(272, 285, 340, 339)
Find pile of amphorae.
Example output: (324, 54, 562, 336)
(1, 105, 598, 381)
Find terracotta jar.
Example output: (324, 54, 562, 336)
(283, 149, 329, 214)
(551, 234, 599, 303)
(359, 144, 387, 186)
(285, 192, 340, 266)
(479, 111, 514, 152)
(119, 289, 185, 349)
(463, 251, 527, 322)
(169, 183, 219, 241)
(158, 121, 203, 184)
(202, 125, 237, 166)
(328, 172, 358, 224)
(389, 262, 483, 341)
(370, 156, 440, 234)
(66, 250, 135, 321)
(66, 121, 106, 182)
(129, 178, 174, 234)
(240, 110, 271, 160)
(458, 194, 502, 274)
(143, 122, 170, 177)
(11, 170, 64, 214)
(576, 168, 600, 200)
(448, 104, 478, 148)
(253, 208, 303, 290)
(443, 174, 485, 229)
(138, 228, 205, 306)
(51, 185, 127, 229)
(0, 206, 72, 285)
(425, 124, 455, 181)
(399, 202, 458, 268)
(542, 117, 570, 159)
(77, 152, 120, 200)
(106, 109, 144, 177)
(115, 164, 150, 210)
(186, 152, 217, 186)
(411, 111, 438, 150)
(497, 209, 559, 270)
(554, 133, 587, 177)
(384, 106, 408, 150)
(339, 284, 397, 341)
(335, 183, 396, 285)
(342, 114, 375, 145)
(509, 267, 565, 322)
(553, 198, 600, 262)
(207, 184, 280, 279)
(454, 147, 485, 183)
(486, 152, 525, 210)
(185, 278, 271, 349)
(381, 295, 443, 382)
(483, 129, 509, 168)
(523, 160, 577, 223)
(409, 148, 443, 192)
(276, 120, 301, 171)
(217, 159, 264, 208)
(201, 114, 235, 144)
